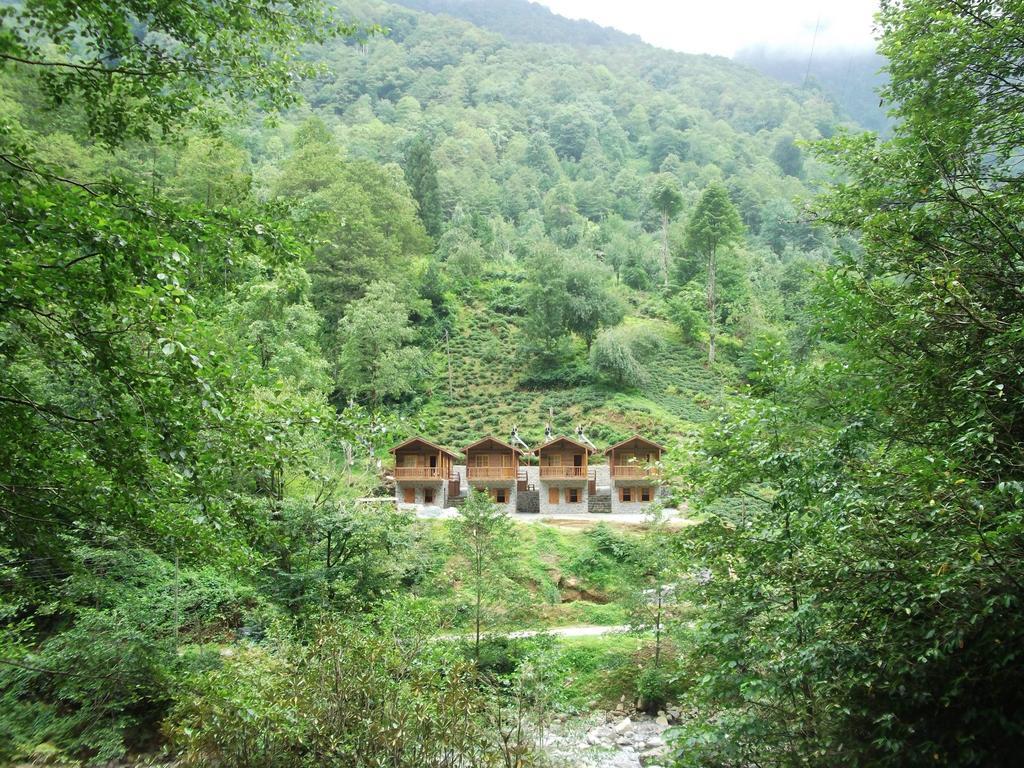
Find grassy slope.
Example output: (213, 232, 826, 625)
(411, 518, 642, 630)
(413, 292, 724, 454)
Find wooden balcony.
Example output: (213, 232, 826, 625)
(540, 465, 587, 479)
(467, 466, 517, 482)
(394, 466, 450, 481)
(610, 465, 658, 479)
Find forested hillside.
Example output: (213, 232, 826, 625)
(736, 47, 891, 134)
(2, 0, 1022, 766)
(245, 0, 846, 445)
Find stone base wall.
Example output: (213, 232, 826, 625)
(539, 484, 589, 514)
(609, 495, 658, 515)
(395, 483, 447, 509)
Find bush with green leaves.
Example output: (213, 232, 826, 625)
(589, 324, 666, 388)
(0, 546, 265, 764)
(667, 283, 707, 344)
(168, 615, 539, 767)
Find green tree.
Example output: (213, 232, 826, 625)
(626, 510, 677, 670)
(0, 1, 347, 759)
(449, 491, 516, 663)
(334, 281, 429, 404)
(0, 0, 346, 146)
(274, 141, 429, 326)
(673, 2, 1024, 765)
(165, 136, 252, 208)
(771, 133, 804, 178)
(542, 181, 582, 245)
(519, 245, 573, 369)
(226, 262, 330, 393)
(564, 258, 625, 350)
(589, 324, 665, 388)
(404, 134, 444, 237)
(649, 174, 684, 287)
(684, 184, 743, 364)
(666, 283, 706, 344)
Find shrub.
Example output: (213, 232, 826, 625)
(168, 618, 536, 767)
(636, 666, 673, 713)
(666, 283, 706, 344)
(589, 325, 666, 388)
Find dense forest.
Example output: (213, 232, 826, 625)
(1, 0, 1022, 766)
(735, 48, 891, 135)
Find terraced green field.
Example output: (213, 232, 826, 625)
(414, 300, 725, 453)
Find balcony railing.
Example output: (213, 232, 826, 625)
(467, 466, 517, 481)
(539, 465, 587, 479)
(610, 464, 658, 479)
(394, 466, 449, 481)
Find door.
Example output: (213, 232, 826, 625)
(429, 454, 437, 477)
(548, 487, 559, 504)
(403, 487, 415, 504)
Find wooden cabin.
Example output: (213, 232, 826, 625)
(390, 437, 459, 508)
(604, 435, 664, 512)
(533, 435, 595, 513)
(464, 436, 523, 511)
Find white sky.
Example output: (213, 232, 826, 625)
(535, 0, 880, 57)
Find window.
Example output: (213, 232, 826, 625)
(423, 488, 434, 504)
(494, 488, 508, 504)
(640, 487, 652, 502)
(621, 487, 632, 502)
(568, 488, 580, 503)
(403, 487, 415, 504)
(548, 487, 559, 504)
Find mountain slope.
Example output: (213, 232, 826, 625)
(260, 0, 850, 453)
(392, 0, 640, 46)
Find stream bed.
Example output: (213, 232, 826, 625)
(542, 711, 676, 768)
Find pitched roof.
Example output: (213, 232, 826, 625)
(531, 434, 595, 454)
(464, 435, 523, 454)
(603, 434, 665, 454)
(389, 436, 460, 459)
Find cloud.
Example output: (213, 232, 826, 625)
(536, 0, 880, 57)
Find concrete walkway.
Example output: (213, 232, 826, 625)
(411, 507, 691, 526)
(505, 624, 629, 639)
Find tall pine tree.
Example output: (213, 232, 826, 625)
(403, 134, 443, 238)
(684, 185, 743, 364)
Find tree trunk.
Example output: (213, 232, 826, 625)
(707, 246, 717, 365)
(475, 548, 482, 663)
(660, 212, 670, 287)
(654, 587, 662, 668)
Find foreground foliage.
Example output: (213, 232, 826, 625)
(170, 615, 539, 768)
(673, 1, 1024, 765)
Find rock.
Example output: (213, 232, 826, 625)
(655, 714, 669, 727)
(613, 716, 633, 733)
(645, 735, 665, 748)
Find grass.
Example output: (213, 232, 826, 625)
(407, 518, 642, 632)
(543, 633, 647, 710)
